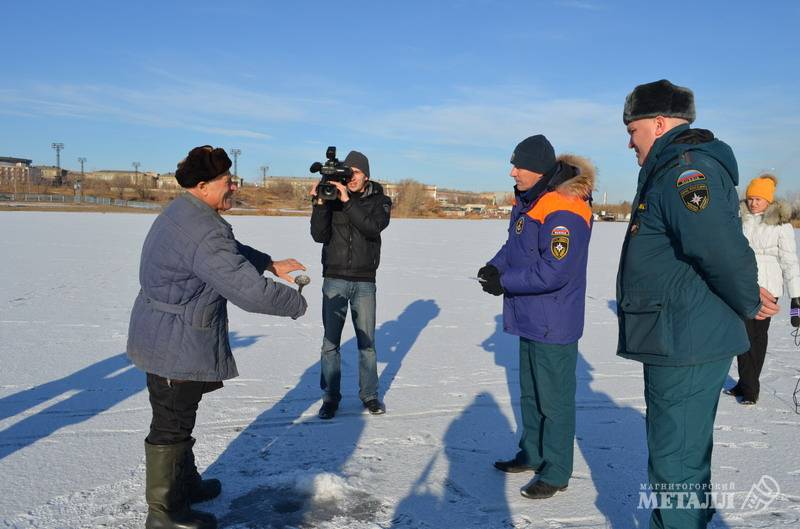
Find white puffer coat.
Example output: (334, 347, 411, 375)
(740, 200, 800, 299)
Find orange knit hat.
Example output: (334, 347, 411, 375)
(746, 174, 777, 203)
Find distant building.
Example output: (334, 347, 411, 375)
(436, 189, 494, 206)
(262, 176, 318, 191)
(155, 173, 181, 190)
(463, 203, 488, 214)
(31, 165, 68, 185)
(85, 170, 158, 187)
(382, 182, 437, 201)
(0, 157, 33, 187)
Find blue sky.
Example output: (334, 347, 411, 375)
(2, 1, 798, 201)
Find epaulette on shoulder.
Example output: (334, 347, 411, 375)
(526, 191, 592, 226)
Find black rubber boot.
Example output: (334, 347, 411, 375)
(184, 438, 222, 504)
(144, 440, 218, 529)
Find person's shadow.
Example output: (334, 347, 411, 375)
(205, 299, 440, 528)
(480, 314, 521, 431)
(0, 353, 145, 460)
(388, 392, 513, 528)
(575, 351, 734, 528)
(574, 351, 649, 527)
(0, 332, 264, 462)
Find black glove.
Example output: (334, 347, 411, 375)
(791, 297, 799, 328)
(477, 265, 504, 296)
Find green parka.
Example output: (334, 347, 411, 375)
(616, 124, 761, 366)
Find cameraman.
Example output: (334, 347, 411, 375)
(309, 150, 392, 419)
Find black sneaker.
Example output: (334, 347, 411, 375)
(521, 479, 567, 499)
(739, 398, 758, 406)
(494, 458, 535, 473)
(318, 401, 338, 420)
(363, 399, 385, 415)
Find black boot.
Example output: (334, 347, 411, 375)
(521, 479, 567, 499)
(723, 385, 742, 397)
(144, 440, 217, 529)
(184, 438, 222, 504)
(318, 401, 338, 420)
(494, 457, 535, 474)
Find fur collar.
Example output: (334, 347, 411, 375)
(554, 154, 596, 199)
(739, 199, 793, 225)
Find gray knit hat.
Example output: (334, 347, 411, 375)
(623, 79, 696, 125)
(343, 150, 370, 179)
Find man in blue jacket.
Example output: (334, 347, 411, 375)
(479, 135, 595, 499)
(617, 80, 779, 529)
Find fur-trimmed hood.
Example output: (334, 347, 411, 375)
(740, 199, 793, 226)
(553, 154, 596, 199)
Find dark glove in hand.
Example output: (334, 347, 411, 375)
(791, 297, 799, 328)
(477, 265, 504, 296)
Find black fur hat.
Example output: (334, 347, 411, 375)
(175, 146, 232, 188)
(623, 79, 695, 125)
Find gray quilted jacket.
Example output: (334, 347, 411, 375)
(127, 193, 307, 381)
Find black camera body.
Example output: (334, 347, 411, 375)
(310, 146, 353, 201)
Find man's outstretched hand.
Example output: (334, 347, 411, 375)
(268, 258, 307, 283)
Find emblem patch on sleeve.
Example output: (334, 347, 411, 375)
(551, 236, 569, 260)
(679, 183, 710, 212)
(515, 217, 525, 234)
(551, 226, 570, 237)
(676, 169, 706, 187)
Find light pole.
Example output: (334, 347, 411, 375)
(78, 157, 86, 184)
(76, 157, 86, 200)
(229, 148, 241, 185)
(260, 165, 269, 187)
(132, 161, 141, 186)
(51, 142, 64, 186)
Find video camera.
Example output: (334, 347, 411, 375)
(309, 146, 353, 201)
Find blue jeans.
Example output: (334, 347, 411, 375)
(320, 278, 378, 403)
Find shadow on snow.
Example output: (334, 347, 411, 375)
(204, 299, 440, 529)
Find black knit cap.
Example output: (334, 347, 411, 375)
(174, 145, 232, 188)
(511, 135, 556, 174)
(623, 79, 696, 125)
(343, 150, 370, 179)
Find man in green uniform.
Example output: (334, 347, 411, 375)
(616, 79, 779, 529)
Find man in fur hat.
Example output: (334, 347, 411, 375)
(616, 80, 779, 528)
(127, 145, 308, 529)
(478, 134, 595, 499)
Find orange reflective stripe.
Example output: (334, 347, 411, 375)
(526, 191, 592, 226)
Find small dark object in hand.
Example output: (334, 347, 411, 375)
(295, 274, 311, 294)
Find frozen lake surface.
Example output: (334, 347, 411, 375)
(1, 212, 798, 528)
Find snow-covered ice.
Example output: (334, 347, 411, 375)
(1, 211, 798, 528)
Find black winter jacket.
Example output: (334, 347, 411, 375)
(310, 180, 392, 282)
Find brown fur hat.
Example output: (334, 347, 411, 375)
(175, 145, 232, 188)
